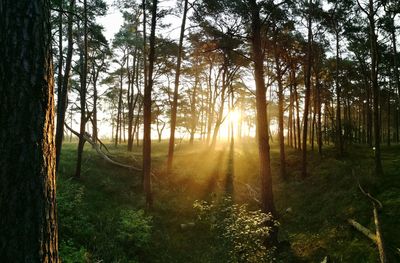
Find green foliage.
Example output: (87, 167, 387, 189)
(117, 209, 152, 249)
(57, 144, 153, 262)
(194, 197, 278, 263)
(57, 177, 94, 242)
(59, 240, 90, 263)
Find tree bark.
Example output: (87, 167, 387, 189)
(366, 0, 383, 175)
(273, 31, 286, 180)
(189, 72, 199, 144)
(302, 0, 313, 179)
(167, 0, 189, 172)
(0, 0, 59, 260)
(249, 0, 277, 245)
(55, 0, 75, 171)
(75, 0, 89, 178)
(335, 28, 344, 156)
(143, 0, 158, 207)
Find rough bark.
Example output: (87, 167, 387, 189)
(0, 0, 59, 260)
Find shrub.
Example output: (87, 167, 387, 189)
(117, 209, 152, 249)
(57, 177, 93, 244)
(194, 197, 278, 263)
(59, 240, 90, 263)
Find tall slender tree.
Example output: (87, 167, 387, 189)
(302, 0, 314, 179)
(75, 0, 89, 178)
(356, 0, 384, 175)
(55, 0, 76, 171)
(143, 0, 158, 207)
(167, 0, 189, 173)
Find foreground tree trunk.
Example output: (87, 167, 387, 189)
(249, 0, 277, 245)
(0, 0, 59, 260)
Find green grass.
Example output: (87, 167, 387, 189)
(57, 140, 400, 262)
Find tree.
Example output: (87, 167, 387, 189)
(267, 3, 293, 180)
(55, 0, 76, 171)
(356, 0, 384, 175)
(249, 0, 277, 244)
(0, 0, 58, 261)
(323, 0, 353, 156)
(74, 0, 89, 178)
(167, 0, 189, 173)
(301, 0, 314, 179)
(143, 0, 158, 207)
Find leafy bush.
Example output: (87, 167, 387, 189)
(59, 240, 90, 263)
(116, 209, 152, 249)
(57, 177, 93, 244)
(194, 197, 278, 263)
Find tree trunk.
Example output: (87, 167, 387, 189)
(167, 0, 189, 172)
(92, 61, 102, 144)
(366, 0, 383, 175)
(116, 64, 124, 147)
(0, 0, 59, 260)
(143, 0, 158, 207)
(302, 0, 313, 179)
(293, 68, 301, 150)
(316, 67, 322, 155)
(189, 73, 199, 144)
(273, 33, 286, 180)
(249, 0, 277, 245)
(128, 48, 138, 151)
(75, 0, 88, 179)
(335, 29, 344, 156)
(55, 0, 75, 171)
(390, 19, 400, 143)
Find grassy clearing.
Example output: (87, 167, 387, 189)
(58, 140, 400, 262)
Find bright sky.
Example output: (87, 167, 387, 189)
(96, 1, 123, 42)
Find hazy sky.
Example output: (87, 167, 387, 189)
(96, 1, 123, 42)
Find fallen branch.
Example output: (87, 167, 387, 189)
(348, 177, 387, 263)
(64, 123, 142, 172)
(358, 182, 383, 210)
(347, 219, 376, 242)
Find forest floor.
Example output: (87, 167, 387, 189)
(58, 139, 400, 262)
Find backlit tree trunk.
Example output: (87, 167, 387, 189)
(249, 0, 277, 245)
(167, 0, 189, 172)
(302, 0, 313, 179)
